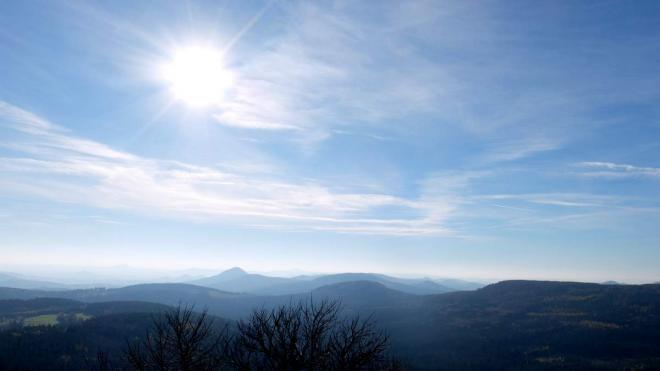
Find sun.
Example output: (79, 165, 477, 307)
(161, 46, 233, 107)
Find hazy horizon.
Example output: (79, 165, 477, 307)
(2, 1, 660, 284)
(1, 262, 654, 285)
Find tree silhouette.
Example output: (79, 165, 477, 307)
(126, 306, 225, 370)
(125, 300, 400, 370)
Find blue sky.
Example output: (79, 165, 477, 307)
(1, 0, 660, 282)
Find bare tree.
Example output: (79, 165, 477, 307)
(327, 315, 390, 370)
(125, 300, 400, 370)
(89, 350, 113, 371)
(126, 305, 226, 371)
(224, 300, 397, 370)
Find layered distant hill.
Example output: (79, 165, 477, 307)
(0, 272, 68, 290)
(189, 267, 482, 295)
(1, 279, 660, 369)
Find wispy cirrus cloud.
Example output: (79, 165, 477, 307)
(206, 1, 608, 163)
(576, 161, 660, 179)
(0, 101, 455, 236)
(3, 102, 655, 238)
(31, 0, 640, 165)
(468, 191, 660, 232)
(213, 2, 447, 136)
(479, 137, 562, 163)
(477, 192, 627, 208)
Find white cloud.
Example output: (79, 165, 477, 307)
(576, 161, 660, 178)
(480, 138, 561, 162)
(0, 102, 454, 236)
(468, 190, 660, 232)
(477, 193, 620, 208)
(31, 0, 614, 164)
(2, 103, 655, 238)
(201, 1, 596, 164)
(207, 1, 456, 138)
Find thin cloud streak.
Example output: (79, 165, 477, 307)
(0, 102, 453, 236)
(576, 161, 660, 179)
(476, 193, 622, 208)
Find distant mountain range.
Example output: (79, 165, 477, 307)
(0, 272, 68, 290)
(601, 280, 626, 285)
(0, 267, 484, 294)
(189, 267, 483, 294)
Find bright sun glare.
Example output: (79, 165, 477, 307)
(162, 46, 233, 107)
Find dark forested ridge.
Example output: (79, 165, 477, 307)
(0, 298, 177, 370)
(1, 280, 659, 370)
(387, 280, 660, 369)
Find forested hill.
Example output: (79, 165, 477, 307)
(385, 280, 660, 369)
(1, 280, 660, 370)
